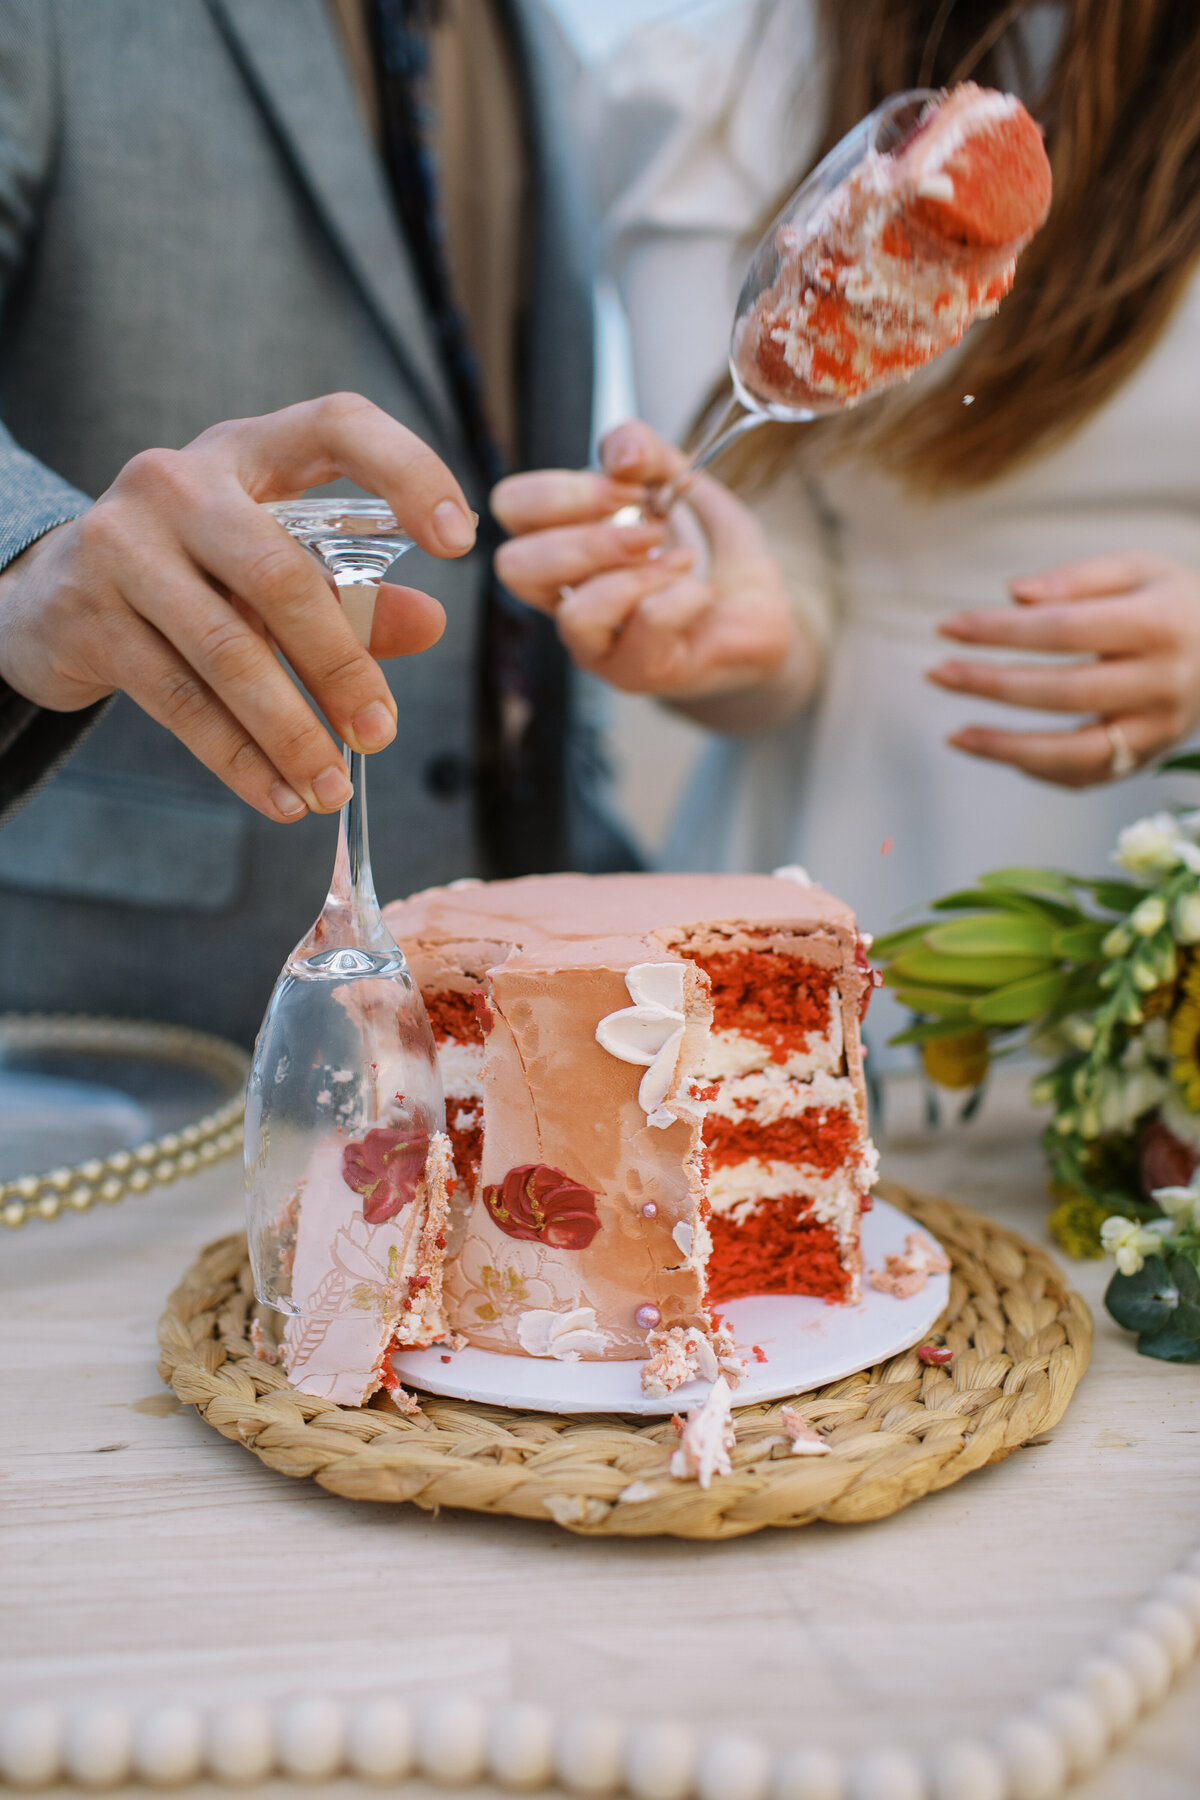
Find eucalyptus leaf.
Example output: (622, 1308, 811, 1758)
(1172, 1256, 1200, 1304)
(969, 968, 1069, 1025)
(1173, 1298, 1200, 1340)
(1105, 1257, 1177, 1334)
(926, 913, 1058, 957)
(889, 947, 1055, 989)
(1137, 1326, 1200, 1363)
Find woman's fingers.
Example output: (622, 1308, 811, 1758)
(938, 593, 1171, 655)
(1008, 551, 1174, 603)
(194, 393, 478, 558)
(494, 516, 667, 607)
(948, 716, 1155, 789)
(553, 554, 697, 665)
(599, 419, 689, 486)
(490, 468, 644, 535)
(926, 650, 1180, 717)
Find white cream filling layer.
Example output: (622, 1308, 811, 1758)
(437, 1039, 484, 1101)
(697, 1009, 843, 1082)
(708, 1160, 870, 1221)
(706, 1067, 858, 1124)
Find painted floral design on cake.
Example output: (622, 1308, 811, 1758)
(482, 1164, 601, 1249)
(342, 1126, 430, 1224)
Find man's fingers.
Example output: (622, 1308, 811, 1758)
(947, 717, 1156, 789)
(494, 517, 666, 607)
(369, 583, 447, 658)
(112, 614, 341, 820)
(490, 469, 645, 535)
(165, 483, 403, 752)
(193, 394, 478, 559)
(926, 652, 1171, 717)
(939, 594, 1167, 655)
(1007, 551, 1173, 603)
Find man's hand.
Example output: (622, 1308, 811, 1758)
(0, 394, 477, 820)
(492, 421, 817, 730)
(928, 553, 1200, 787)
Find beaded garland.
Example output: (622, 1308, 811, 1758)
(1, 1553, 1198, 1793)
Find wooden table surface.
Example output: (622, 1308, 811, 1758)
(3, 1067, 1198, 1800)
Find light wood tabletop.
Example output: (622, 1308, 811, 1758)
(2, 1067, 1197, 1799)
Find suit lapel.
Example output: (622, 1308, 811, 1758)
(204, 0, 458, 445)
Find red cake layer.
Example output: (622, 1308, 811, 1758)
(687, 949, 835, 1062)
(705, 1200, 851, 1305)
(702, 1106, 860, 1175)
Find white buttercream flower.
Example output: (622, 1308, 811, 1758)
(595, 962, 688, 1119)
(1100, 1215, 1174, 1276)
(516, 1305, 609, 1360)
(772, 864, 814, 887)
(1174, 892, 1200, 945)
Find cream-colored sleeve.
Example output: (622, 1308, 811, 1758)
(747, 470, 840, 660)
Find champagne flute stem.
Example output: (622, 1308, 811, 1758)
(645, 397, 764, 518)
(328, 746, 378, 927)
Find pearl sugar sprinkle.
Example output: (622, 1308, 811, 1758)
(2, 1545, 1199, 1795)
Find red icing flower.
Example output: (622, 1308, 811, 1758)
(343, 1127, 430, 1224)
(482, 1164, 601, 1249)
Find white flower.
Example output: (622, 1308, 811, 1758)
(1174, 892, 1200, 945)
(1061, 1014, 1097, 1052)
(1131, 895, 1168, 936)
(516, 1305, 609, 1360)
(1152, 1175, 1200, 1232)
(596, 962, 688, 1118)
(1114, 813, 1200, 883)
(1100, 1215, 1174, 1276)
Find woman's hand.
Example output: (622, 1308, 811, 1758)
(0, 394, 476, 821)
(491, 421, 818, 730)
(927, 553, 1200, 786)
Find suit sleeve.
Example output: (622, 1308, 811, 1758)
(0, 1, 103, 827)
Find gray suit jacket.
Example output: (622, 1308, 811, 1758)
(0, 0, 626, 1044)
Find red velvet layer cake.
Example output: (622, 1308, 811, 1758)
(376, 869, 878, 1397)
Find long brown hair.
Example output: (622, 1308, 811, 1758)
(712, 0, 1200, 494)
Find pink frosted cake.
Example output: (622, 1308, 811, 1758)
(280, 870, 879, 1404)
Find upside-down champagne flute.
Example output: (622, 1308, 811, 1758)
(245, 499, 444, 1322)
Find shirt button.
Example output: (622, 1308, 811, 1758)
(423, 752, 473, 800)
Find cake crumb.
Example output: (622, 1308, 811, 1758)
(249, 1318, 280, 1364)
(780, 1405, 830, 1456)
(618, 1480, 658, 1505)
(669, 1376, 736, 1489)
(868, 1231, 952, 1298)
(641, 1322, 745, 1397)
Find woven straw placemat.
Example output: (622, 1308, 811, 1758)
(157, 1180, 1091, 1539)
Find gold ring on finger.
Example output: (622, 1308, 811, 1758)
(1105, 722, 1137, 780)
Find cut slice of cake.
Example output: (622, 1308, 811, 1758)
(380, 870, 879, 1397)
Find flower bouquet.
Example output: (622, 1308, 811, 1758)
(872, 757, 1200, 1363)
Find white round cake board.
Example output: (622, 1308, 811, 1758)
(390, 1196, 950, 1417)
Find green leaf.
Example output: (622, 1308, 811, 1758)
(887, 983, 977, 1021)
(889, 1017, 1002, 1048)
(925, 913, 1059, 958)
(889, 947, 1055, 989)
(1075, 879, 1146, 914)
(1172, 1255, 1200, 1304)
(1137, 1325, 1200, 1363)
(1159, 750, 1200, 775)
(978, 866, 1076, 899)
(1105, 1257, 1177, 1334)
(968, 969, 1070, 1025)
(1173, 1299, 1200, 1340)
(870, 924, 932, 962)
(1050, 923, 1111, 961)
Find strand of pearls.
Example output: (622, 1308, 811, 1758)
(2, 1553, 1197, 1795)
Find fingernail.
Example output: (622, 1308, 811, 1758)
(270, 781, 308, 819)
(609, 445, 641, 472)
(433, 500, 476, 552)
(312, 764, 354, 809)
(350, 700, 396, 752)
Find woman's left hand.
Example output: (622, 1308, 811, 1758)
(926, 552, 1200, 787)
